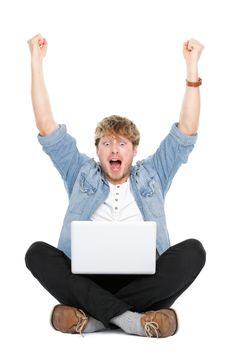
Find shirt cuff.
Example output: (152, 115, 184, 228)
(37, 124, 67, 147)
(170, 122, 198, 146)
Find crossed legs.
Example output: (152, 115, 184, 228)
(25, 239, 206, 330)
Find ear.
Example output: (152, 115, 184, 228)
(133, 146, 138, 157)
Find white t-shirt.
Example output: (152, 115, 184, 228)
(91, 179, 144, 222)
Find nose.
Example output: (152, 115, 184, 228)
(111, 141, 118, 154)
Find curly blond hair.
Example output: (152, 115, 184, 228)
(95, 115, 140, 147)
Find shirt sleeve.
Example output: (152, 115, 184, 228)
(37, 124, 90, 196)
(144, 122, 198, 195)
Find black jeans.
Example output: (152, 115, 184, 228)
(25, 238, 206, 328)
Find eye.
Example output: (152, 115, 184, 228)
(103, 141, 110, 147)
(120, 142, 126, 146)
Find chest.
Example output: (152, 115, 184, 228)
(91, 180, 144, 221)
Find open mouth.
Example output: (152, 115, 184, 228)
(109, 159, 122, 171)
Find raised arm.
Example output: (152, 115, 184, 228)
(178, 39, 204, 135)
(28, 34, 58, 136)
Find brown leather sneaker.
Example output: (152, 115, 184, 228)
(51, 305, 89, 335)
(140, 308, 178, 338)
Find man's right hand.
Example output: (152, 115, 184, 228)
(27, 34, 48, 64)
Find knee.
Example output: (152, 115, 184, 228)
(25, 241, 48, 271)
(184, 238, 206, 270)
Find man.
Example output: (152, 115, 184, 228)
(25, 34, 206, 338)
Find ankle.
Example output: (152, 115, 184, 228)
(110, 310, 146, 336)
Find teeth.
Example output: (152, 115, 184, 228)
(110, 160, 121, 164)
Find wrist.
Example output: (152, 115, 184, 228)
(186, 64, 199, 81)
(31, 58, 43, 71)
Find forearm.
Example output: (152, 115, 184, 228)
(31, 62, 58, 136)
(178, 39, 204, 135)
(28, 34, 58, 136)
(179, 64, 200, 135)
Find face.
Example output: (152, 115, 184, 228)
(96, 134, 138, 185)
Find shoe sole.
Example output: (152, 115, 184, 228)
(50, 304, 61, 330)
(169, 308, 179, 335)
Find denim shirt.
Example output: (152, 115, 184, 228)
(38, 123, 197, 258)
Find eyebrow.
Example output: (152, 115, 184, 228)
(102, 137, 128, 143)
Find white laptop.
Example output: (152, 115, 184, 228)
(71, 221, 156, 274)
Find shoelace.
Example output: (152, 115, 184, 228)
(75, 309, 89, 337)
(144, 321, 160, 338)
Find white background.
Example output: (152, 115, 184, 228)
(1, 0, 232, 348)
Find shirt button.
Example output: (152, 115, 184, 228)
(116, 193, 119, 195)
(115, 207, 118, 210)
(115, 198, 118, 201)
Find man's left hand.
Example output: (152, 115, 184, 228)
(183, 38, 204, 66)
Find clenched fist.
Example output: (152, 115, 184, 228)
(183, 39, 204, 66)
(27, 34, 48, 64)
